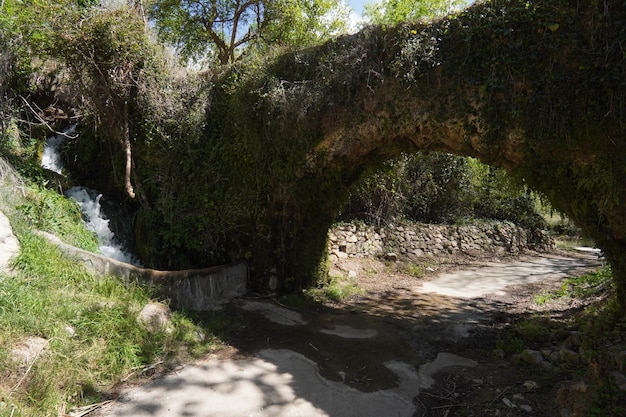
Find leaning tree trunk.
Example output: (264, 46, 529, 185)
(137, 0, 626, 312)
(122, 100, 136, 199)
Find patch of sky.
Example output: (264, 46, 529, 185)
(347, 0, 370, 30)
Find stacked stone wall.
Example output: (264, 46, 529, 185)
(328, 221, 555, 262)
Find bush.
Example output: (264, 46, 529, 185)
(341, 152, 547, 229)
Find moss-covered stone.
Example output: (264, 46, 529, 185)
(122, 0, 626, 311)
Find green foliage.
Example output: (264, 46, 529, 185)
(464, 161, 547, 230)
(0, 231, 204, 416)
(149, 0, 349, 66)
(404, 262, 426, 278)
(577, 300, 626, 416)
(15, 185, 99, 252)
(50, 6, 155, 112)
(262, 0, 350, 49)
(48, 5, 164, 197)
(35, 0, 624, 307)
(0, 0, 98, 90)
(535, 265, 614, 305)
(341, 152, 546, 229)
(305, 274, 364, 302)
(364, 0, 467, 25)
(0, 152, 98, 252)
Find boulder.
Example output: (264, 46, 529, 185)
(0, 211, 19, 274)
(137, 302, 173, 334)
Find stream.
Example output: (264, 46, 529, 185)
(42, 129, 140, 265)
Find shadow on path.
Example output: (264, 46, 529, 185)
(97, 252, 603, 417)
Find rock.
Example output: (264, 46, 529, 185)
(512, 394, 526, 402)
(502, 397, 516, 408)
(347, 270, 357, 279)
(327, 222, 554, 260)
(64, 325, 76, 337)
(542, 348, 561, 364)
(521, 349, 544, 365)
(520, 404, 533, 413)
(559, 347, 580, 364)
(0, 211, 20, 274)
(11, 337, 49, 366)
(564, 332, 582, 350)
(493, 348, 505, 359)
(385, 252, 398, 261)
(610, 371, 626, 391)
(137, 303, 172, 333)
(523, 380, 539, 391)
(556, 381, 590, 417)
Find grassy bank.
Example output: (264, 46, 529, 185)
(0, 157, 225, 416)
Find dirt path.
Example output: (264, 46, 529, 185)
(97, 250, 604, 417)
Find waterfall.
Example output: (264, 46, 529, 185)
(41, 125, 75, 174)
(42, 130, 141, 266)
(65, 186, 141, 265)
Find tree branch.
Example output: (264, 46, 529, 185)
(18, 96, 78, 138)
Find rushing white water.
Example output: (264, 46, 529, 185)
(41, 125, 76, 174)
(66, 187, 140, 265)
(42, 130, 141, 265)
(41, 135, 66, 174)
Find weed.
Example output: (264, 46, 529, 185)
(495, 336, 525, 355)
(566, 266, 614, 298)
(0, 230, 221, 416)
(306, 274, 365, 303)
(533, 265, 613, 305)
(514, 319, 552, 343)
(404, 263, 426, 278)
(15, 185, 99, 252)
(534, 285, 567, 305)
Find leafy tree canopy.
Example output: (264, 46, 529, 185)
(149, 0, 350, 66)
(364, 0, 467, 24)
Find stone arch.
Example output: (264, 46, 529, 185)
(136, 0, 626, 312)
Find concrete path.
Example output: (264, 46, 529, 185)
(102, 349, 478, 417)
(418, 254, 601, 298)
(98, 253, 601, 417)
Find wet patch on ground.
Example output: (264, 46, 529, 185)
(218, 250, 605, 415)
(228, 299, 426, 392)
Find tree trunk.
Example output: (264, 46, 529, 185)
(123, 100, 135, 199)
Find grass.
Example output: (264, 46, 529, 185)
(576, 299, 626, 416)
(404, 262, 427, 278)
(0, 156, 228, 416)
(305, 274, 365, 303)
(534, 265, 613, 305)
(0, 229, 221, 417)
(15, 184, 100, 252)
(501, 266, 626, 417)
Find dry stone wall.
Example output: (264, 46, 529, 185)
(328, 221, 555, 262)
